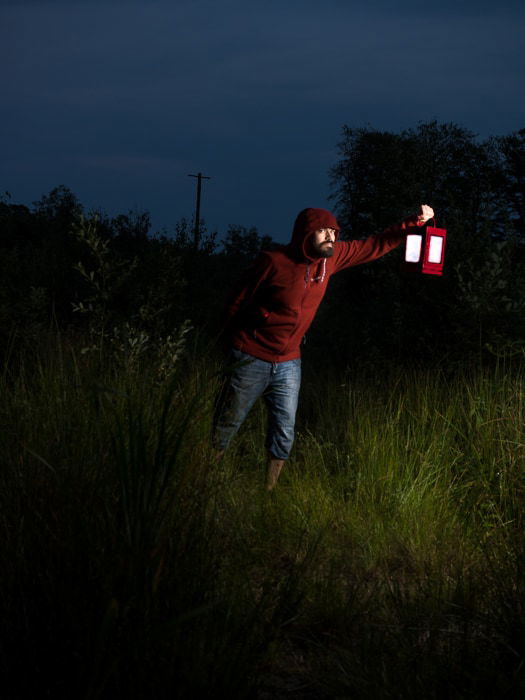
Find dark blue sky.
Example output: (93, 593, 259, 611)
(2, 0, 525, 242)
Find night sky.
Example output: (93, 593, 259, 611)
(3, 0, 525, 243)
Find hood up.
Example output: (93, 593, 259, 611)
(288, 207, 340, 261)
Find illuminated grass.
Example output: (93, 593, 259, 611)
(1, 337, 525, 697)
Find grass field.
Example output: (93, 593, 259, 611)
(2, 333, 525, 698)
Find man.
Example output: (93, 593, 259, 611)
(213, 204, 434, 490)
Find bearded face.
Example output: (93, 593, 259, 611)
(309, 228, 336, 258)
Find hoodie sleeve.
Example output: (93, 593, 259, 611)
(332, 214, 423, 272)
(221, 252, 274, 339)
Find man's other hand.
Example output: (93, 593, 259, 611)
(418, 204, 434, 224)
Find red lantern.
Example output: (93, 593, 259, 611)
(403, 220, 447, 276)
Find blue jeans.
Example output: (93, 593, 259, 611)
(213, 349, 301, 460)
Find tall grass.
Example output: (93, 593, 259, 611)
(1, 334, 525, 698)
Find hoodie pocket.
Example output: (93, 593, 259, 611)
(252, 307, 271, 338)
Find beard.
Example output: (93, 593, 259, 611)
(316, 243, 334, 258)
(306, 238, 335, 259)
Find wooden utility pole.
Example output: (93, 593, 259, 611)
(188, 172, 211, 250)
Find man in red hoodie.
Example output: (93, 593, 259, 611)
(213, 204, 434, 489)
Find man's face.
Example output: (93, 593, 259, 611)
(310, 228, 336, 258)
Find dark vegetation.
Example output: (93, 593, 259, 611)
(1, 121, 525, 698)
(2, 122, 525, 371)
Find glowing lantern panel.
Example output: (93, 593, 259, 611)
(404, 224, 447, 276)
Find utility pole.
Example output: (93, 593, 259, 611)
(188, 172, 211, 250)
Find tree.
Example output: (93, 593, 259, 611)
(329, 127, 413, 236)
(492, 128, 525, 239)
(110, 210, 151, 242)
(33, 184, 82, 224)
(221, 224, 273, 262)
(326, 121, 525, 364)
(329, 121, 499, 242)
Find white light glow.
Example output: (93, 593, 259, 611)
(405, 234, 422, 262)
(428, 236, 443, 264)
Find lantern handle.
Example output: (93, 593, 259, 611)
(428, 217, 436, 227)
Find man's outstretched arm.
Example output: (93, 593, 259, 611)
(333, 204, 435, 272)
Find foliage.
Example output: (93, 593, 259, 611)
(71, 215, 138, 336)
(490, 127, 525, 238)
(2, 120, 525, 697)
(329, 121, 501, 237)
(1, 120, 525, 368)
(324, 121, 525, 365)
(222, 224, 274, 262)
(1, 338, 525, 697)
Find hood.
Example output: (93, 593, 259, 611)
(289, 207, 340, 261)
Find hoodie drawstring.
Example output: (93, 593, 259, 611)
(304, 259, 326, 286)
(317, 259, 327, 284)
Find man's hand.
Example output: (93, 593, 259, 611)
(418, 204, 434, 224)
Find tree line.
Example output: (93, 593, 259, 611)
(1, 121, 524, 369)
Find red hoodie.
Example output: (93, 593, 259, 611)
(224, 207, 422, 363)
